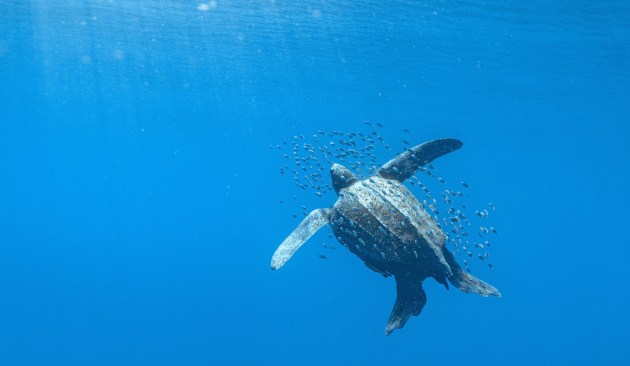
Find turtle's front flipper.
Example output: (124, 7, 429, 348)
(441, 247, 501, 297)
(271, 208, 331, 270)
(377, 138, 463, 182)
(385, 273, 427, 336)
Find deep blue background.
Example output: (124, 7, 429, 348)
(1, 1, 629, 365)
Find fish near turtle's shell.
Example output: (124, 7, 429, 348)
(271, 139, 501, 336)
(329, 175, 447, 275)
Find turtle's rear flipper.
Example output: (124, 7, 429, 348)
(441, 247, 501, 297)
(385, 274, 426, 336)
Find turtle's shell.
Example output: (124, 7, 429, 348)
(329, 175, 448, 277)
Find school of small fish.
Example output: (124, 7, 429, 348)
(271, 122, 499, 273)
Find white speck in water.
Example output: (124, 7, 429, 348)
(198, 1, 217, 11)
(113, 49, 125, 60)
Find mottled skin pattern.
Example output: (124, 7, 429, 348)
(330, 176, 449, 280)
(272, 139, 501, 335)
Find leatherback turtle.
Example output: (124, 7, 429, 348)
(271, 138, 500, 335)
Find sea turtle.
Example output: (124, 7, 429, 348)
(271, 138, 501, 335)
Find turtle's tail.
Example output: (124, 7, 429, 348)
(385, 273, 427, 336)
(441, 247, 501, 297)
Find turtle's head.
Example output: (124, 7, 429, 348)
(331, 163, 358, 194)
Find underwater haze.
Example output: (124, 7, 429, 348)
(1, 1, 629, 365)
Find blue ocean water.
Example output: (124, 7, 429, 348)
(1, 1, 629, 365)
